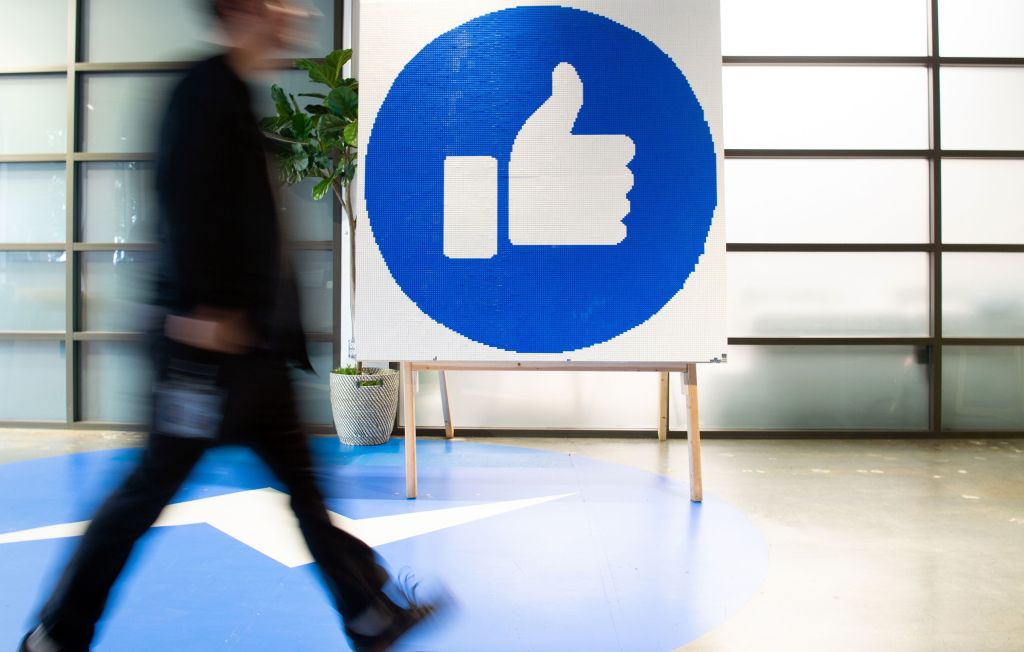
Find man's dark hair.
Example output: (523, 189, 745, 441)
(209, 0, 256, 21)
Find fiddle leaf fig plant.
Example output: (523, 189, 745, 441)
(261, 48, 357, 212)
(261, 48, 362, 370)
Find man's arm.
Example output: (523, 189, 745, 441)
(156, 73, 255, 353)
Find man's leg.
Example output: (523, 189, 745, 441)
(240, 358, 390, 621)
(35, 434, 208, 650)
(241, 357, 451, 651)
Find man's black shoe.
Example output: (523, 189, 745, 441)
(18, 626, 61, 652)
(345, 574, 453, 652)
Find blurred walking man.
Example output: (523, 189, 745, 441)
(20, 2, 448, 650)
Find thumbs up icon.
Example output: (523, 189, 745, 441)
(443, 63, 636, 260)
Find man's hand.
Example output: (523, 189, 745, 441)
(165, 307, 255, 354)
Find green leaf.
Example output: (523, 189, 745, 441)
(324, 49, 353, 83)
(260, 116, 283, 132)
(297, 92, 327, 99)
(305, 104, 330, 115)
(270, 84, 292, 117)
(297, 58, 334, 88)
(318, 114, 346, 137)
(343, 121, 358, 148)
(290, 113, 313, 140)
(327, 86, 358, 120)
(312, 177, 333, 201)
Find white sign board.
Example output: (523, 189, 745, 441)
(356, 0, 725, 362)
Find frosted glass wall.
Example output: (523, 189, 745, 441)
(1, 0, 1022, 431)
(0, 0, 337, 424)
(726, 159, 930, 244)
(0, 164, 66, 243)
(0, 341, 66, 421)
(0, 0, 68, 67)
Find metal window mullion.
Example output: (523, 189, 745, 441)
(727, 243, 936, 253)
(724, 149, 932, 158)
(64, 0, 81, 425)
(72, 242, 157, 252)
(929, 0, 944, 433)
(72, 152, 153, 162)
(0, 332, 66, 341)
(722, 55, 1024, 67)
(727, 338, 934, 347)
(723, 55, 932, 66)
(0, 66, 68, 75)
(0, 154, 67, 163)
(0, 243, 67, 251)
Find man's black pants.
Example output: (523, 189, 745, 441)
(37, 349, 389, 651)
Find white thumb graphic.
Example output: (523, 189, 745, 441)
(508, 62, 635, 246)
(442, 63, 635, 259)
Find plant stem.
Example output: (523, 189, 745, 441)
(331, 167, 358, 373)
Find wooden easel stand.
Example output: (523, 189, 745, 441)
(399, 362, 703, 502)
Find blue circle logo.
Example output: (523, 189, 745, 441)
(1, 441, 765, 651)
(366, 6, 717, 353)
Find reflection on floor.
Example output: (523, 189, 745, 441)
(1, 431, 1022, 652)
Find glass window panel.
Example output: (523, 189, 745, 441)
(943, 253, 1024, 337)
(943, 346, 1024, 430)
(938, 0, 1024, 57)
(721, 0, 928, 56)
(80, 73, 178, 153)
(283, 0, 336, 59)
(942, 159, 1024, 244)
(82, 0, 333, 61)
(81, 341, 152, 423)
(80, 162, 158, 243)
(0, 340, 65, 420)
(292, 341, 334, 425)
(80, 250, 158, 332)
(0, 76, 67, 154)
(725, 159, 930, 243)
(699, 345, 929, 430)
(0, 163, 66, 243)
(723, 67, 929, 150)
(294, 250, 333, 333)
(0, 0, 68, 67)
(940, 68, 1024, 151)
(82, 0, 213, 63)
(0, 251, 65, 330)
(279, 178, 334, 242)
(728, 252, 930, 337)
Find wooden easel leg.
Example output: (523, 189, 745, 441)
(684, 364, 703, 503)
(439, 371, 455, 439)
(658, 371, 670, 441)
(401, 362, 418, 499)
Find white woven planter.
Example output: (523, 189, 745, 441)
(330, 367, 400, 446)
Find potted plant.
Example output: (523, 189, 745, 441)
(261, 49, 399, 446)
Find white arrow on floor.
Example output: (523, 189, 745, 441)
(0, 489, 575, 567)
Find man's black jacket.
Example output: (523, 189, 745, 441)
(153, 55, 310, 368)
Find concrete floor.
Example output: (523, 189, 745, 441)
(1, 430, 1022, 652)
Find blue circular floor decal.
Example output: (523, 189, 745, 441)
(0, 440, 765, 651)
(366, 6, 717, 353)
